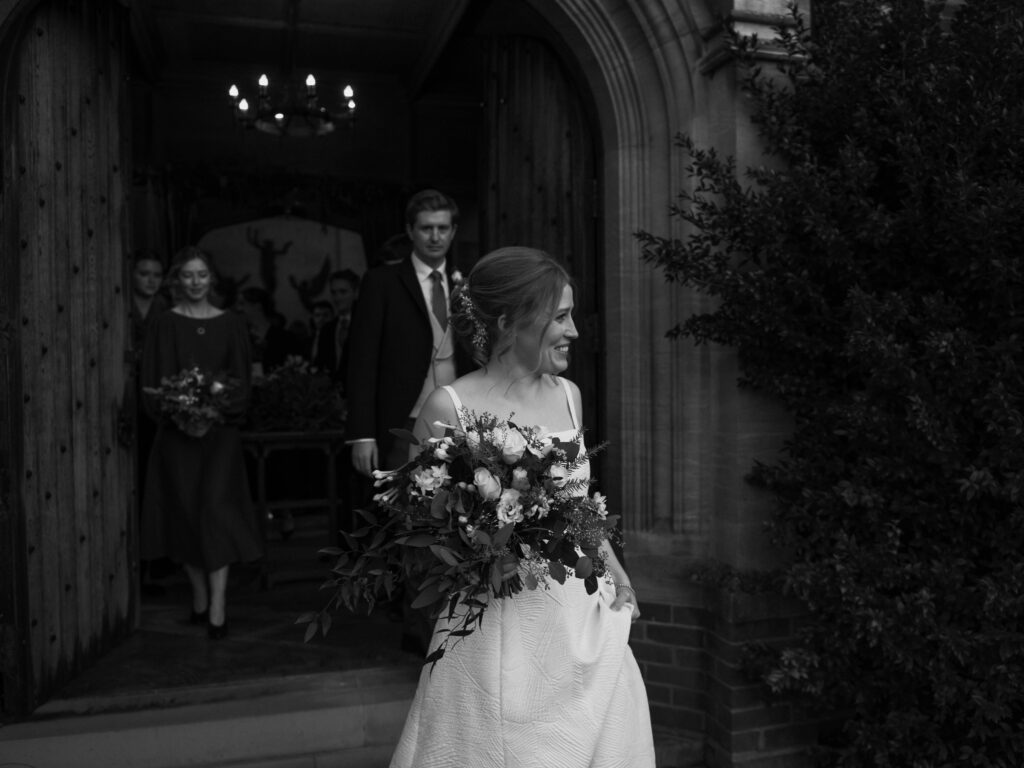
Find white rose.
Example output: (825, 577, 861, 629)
(501, 429, 528, 464)
(209, 381, 226, 395)
(495, 489, 524, 524)
(511, 467, 530, 491)
(473, 467, 502, 500)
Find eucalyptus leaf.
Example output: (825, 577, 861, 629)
(411, 586, 443, 610)
(492, 523, 515, 547)
(429, 544, 461, 566)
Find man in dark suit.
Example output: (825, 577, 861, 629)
(309, 269, 360, 383)
(345, 189, 470, 654)
(345, 189, 469, 476)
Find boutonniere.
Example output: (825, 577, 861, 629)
(450, 269, 464, 286)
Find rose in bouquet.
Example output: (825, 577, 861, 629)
(305, 410, 619, 665)
(143, 366, 236, 438)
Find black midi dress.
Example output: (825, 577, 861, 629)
(140, 310, 263, 570)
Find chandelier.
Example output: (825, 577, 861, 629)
(228, 74, 356, 138)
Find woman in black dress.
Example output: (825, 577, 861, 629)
(140, 246, 263, 638)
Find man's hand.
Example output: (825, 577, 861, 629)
(351, 440, 378, 477)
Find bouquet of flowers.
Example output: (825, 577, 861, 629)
(247, 355, 346, 432)
(306, 410, 619, 665)
(143, 366, 235, 438)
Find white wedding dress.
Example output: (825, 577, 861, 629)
(390, 379, 656, 768)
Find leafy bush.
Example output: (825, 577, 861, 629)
(637, 2, 1024, 765)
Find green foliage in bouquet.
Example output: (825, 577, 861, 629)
(303, 410, 618, 666)
(636, 2, 1024, 765)
(143, 366, 236, 438)
(247, 356, 345, 432)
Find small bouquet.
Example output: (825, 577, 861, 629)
(306, 410, 619, 665)
(143, 366, 235, 438)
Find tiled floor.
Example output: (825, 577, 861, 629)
(40, 512, 414, 717)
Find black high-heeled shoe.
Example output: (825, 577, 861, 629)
(207, 620, 228, 640)
(190, 608, 209, 625)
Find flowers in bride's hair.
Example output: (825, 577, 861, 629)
(473, 467, 502, 500)
(317, 407, 617, 667)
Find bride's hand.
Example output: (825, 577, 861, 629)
(612, 584, 640, 622)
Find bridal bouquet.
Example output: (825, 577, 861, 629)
(307, 411, 619, 664)
(143, 366, 235, 438)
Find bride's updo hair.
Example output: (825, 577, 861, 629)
(451, 246, 574, 366)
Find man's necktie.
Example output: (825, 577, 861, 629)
(429, 271, 448, 329)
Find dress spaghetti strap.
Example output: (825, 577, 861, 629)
(441, 385, 466, 430)
(557, 377, 580, 430)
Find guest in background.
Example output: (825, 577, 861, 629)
(327, 269, 360, 385)
(140, 246, 263, 639)
(234, 286, 299, 376)
(131, 250, 171, 595)
(345, 190, 470, 476)
(308, 300, 336, 373)
(345, 189, 473, 652)
(131, 251, 169, 354)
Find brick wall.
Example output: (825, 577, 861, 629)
(631, 588, 821, 768)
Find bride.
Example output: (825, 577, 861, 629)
(390, 246, 655, 768)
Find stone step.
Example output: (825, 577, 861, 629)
(0, 666, 419, 768)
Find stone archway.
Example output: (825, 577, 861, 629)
(519, 3, 810, 760)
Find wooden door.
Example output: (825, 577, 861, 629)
(481, 36, 602, 438)
(0, 0, 135, 717)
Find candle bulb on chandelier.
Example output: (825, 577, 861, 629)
(228, 84, 239, 103)
(306, 74, 317, 108)
(258, 74, 269, 108)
